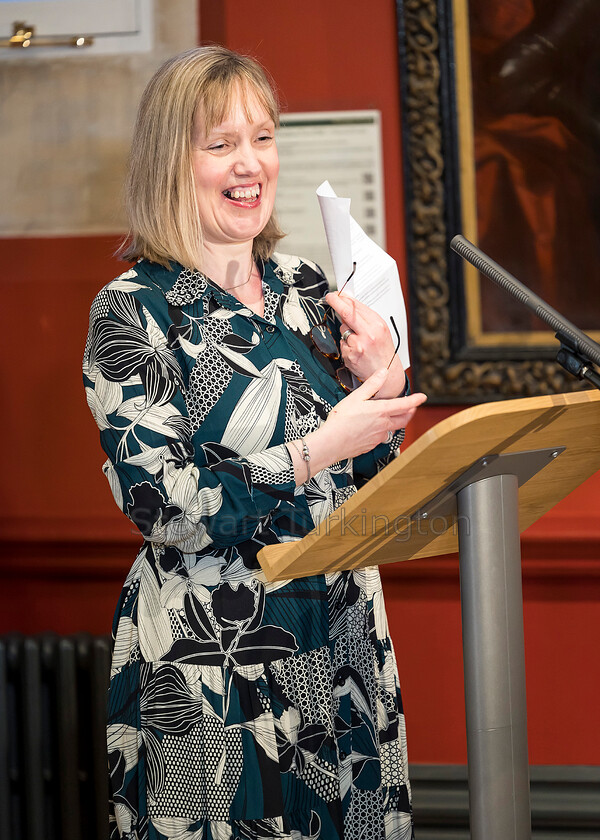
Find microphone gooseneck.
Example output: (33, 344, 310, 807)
(450, 234, 600, 369)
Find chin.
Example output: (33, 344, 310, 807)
(227, 218, 270, 243)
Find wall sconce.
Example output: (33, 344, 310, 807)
(0, 21, 93, 49)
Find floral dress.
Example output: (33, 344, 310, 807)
(83, 253, 413, 840)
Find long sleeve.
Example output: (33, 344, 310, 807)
(83, 276, 296, 552)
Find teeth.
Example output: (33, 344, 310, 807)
(226, 186, 260, 200)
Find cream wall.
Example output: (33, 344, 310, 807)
(0, 0, 197, 236)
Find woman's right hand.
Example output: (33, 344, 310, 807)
(289, 369, 427, 482)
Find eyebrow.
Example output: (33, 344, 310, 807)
(202, 118, 274, 141)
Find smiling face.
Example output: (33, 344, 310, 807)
(191, 86, 279, 252)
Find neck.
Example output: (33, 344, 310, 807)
(200, 242, 255, 291)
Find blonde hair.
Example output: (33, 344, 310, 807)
(118, 46, 285, 269)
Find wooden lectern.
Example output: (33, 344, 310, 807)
(258, 390, 600, 840)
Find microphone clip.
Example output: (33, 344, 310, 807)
(556, 332, 600, 390)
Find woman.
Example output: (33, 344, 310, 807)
(83, 46, 426, 840)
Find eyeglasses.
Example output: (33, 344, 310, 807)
(310, 262, 355, 350)
(310, 263, 401, 392)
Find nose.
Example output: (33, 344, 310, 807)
(232, 139, 261, 176)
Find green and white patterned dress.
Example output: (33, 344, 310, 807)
(83, 253, 413, 840)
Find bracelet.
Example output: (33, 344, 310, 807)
(301, 437, 311, 482)
(289, 438, 311, 484)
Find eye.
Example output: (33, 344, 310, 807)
(256, 133, 273, 143)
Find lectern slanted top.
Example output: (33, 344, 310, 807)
(258, 389, 600, 581)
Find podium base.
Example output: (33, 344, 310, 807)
(458, 472, 531, 840)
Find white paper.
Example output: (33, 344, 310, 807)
(317, 181, 410, 369)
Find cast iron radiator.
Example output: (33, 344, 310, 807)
(1, 635, 598, 840)
(0, 634, 112, 840)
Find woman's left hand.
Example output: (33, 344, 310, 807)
(325, 292, 406, 399)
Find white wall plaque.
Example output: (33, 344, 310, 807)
(275, 110, 385, 286)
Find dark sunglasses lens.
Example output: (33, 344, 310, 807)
(336, 366, 356, 392)
(311, 324, 338, 357)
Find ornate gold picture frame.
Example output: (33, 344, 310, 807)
(397, 0, 600, 402)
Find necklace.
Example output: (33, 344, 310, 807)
(222, 261, 256, 292)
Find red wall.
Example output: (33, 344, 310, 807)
(1, 0, 598, 768)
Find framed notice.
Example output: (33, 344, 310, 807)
(275, 110, 385, 286)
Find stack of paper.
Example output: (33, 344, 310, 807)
(317, 180, 410, 370)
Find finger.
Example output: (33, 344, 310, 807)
(383, 392, 428, 414)
(339, 321, 352, 341)
(325, 293, 370, 333)
(387, 406, 419, 425)
(339, 325, 366, 365)
(381, 405, 422, 433)
(338, 293, 387, 333)
(343, 294, 381, 321)
(340, 330, 362, 358)
(345, 367, 389, 401)
(327, 294, 395, 354)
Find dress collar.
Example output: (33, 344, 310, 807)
(136, 257, 285, 318)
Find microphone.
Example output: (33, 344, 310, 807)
(450, 234, 600, 372)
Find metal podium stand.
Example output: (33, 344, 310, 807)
(257, 390, 600, 840)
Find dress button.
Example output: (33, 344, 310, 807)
(265, 325, 275, 333)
